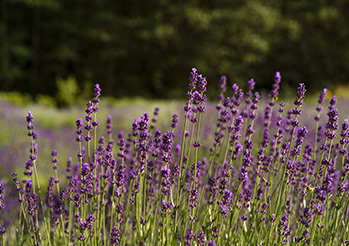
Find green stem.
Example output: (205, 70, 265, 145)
(175, 111, 189, 207)
(121, 179, 135, 244)
(337, 194, 349, 244)
(31, 139, 51, 246)
(0, 211, 4, 246)
(275, 123, 296, 217)
(228, 182, 243, 238)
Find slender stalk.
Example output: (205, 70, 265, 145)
(275, 123, 296, 217)
(30, 137, 52, 246)
(0, 210, 4, 246)
(175, 112, 189, 207)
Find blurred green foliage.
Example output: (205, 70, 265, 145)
(0, 91, 32, 106)
(56, 76, 93, 107)
(56, 76, 79, 107)
(36, 94, 56, 107)
(1, 0, 349, 100)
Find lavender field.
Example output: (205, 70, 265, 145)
(1, 69, 349, 245)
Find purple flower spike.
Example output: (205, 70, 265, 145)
(0, 180, 4, 211)
(232, 84, 239, 94)
(318, 88, 327, 105)
(110, 226, 121, 244)
(185, 230, 195, 245)
(0, 226, 5, 235)
(217, 76, 227, 101)
(220, 76, 227, 92)
(76, 118, 83, 128)
(171, 114, 179, 129)
(274, 71, 281, 83)
(325, 107, 339, 140)
(270, 72, 282, 100)
(76, 118, 84, 142)
(212, 226, 219, 238)
(26, 111, 34, 123)
(26, 111, 38, 139)
(314, 88, 328, 122)
(162, 132, 173, 154)
(248, 78, 255, 90)
(197, 231, 206, 245)
(92, 84, 101, 106)
(51, 150, 58, 157)
(197, 74, 207, 93)
(161, 166, 171, 196)
(340, 119, 349, 146)
(291, 127, 308, 157)
(329, 96, 337, 110)
(107, 115, 113, 135)
(294, 83, 306, 107)
(207, 241, 216, 246)
(94, 84, 101, 97)
(81, 163, 90, 176)
(51, 150, 59, 170)
(189, 68, 198, 89)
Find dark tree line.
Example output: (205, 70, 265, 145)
(1, 0, 349, 100)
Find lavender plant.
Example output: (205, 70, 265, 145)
(0, 70, 349, 246)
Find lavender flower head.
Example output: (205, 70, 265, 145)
(232, 83, 239, 94)
(26, 111, 38, 139)
(197, 231, 206, 245)
(340, 119, 349, 149)
(315, 88, 328, 121)
(189, 68, 198, 90)
(220, 76, 227, 92)
(161, 132, 173, 162)
(26, 111, 34, 124)
(0, 180, 4, 211)
(107, 115, 113, 135)
(318, 88, 327, 106)
(248, 78, 255, 90)
(294, 83, 306, 107)
(274, 71, 281, 83)
(150, 106, 160, 129)
(325, 107, 339, 140)
(218, 76, 227, 101)
(110, 226, 121, 244)
(197, 74, 207, 93)
(81, 163, 90, 176)
(291, 126, 308, 157)
(329, 96, 337, 110)
(289, 83, 306, 128)
(270, 71, 282, 100)
(52, 150, 58, 170)
(84, 102, 94, 142)
(93, 83, 101, 105)
(76, 118, 84, 144)
(76, 118, 83, 129)
(171, 114, 179, 129)
(245, 78, 255, 102)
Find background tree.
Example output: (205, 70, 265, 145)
(1, 0, 349, 100)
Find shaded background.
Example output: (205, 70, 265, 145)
(1, 0, 349, 102)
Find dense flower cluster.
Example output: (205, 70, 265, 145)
(0, 69, 348, 246)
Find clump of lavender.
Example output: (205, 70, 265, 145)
(1, 69, 349, 246)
